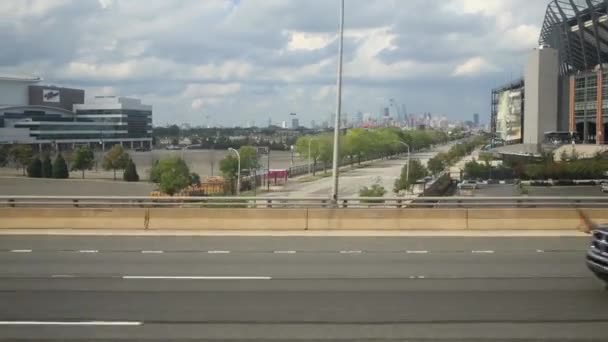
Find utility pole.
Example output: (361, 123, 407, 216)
(331, 0, 345, 204)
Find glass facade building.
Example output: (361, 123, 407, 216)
(0, 96, 152, 149)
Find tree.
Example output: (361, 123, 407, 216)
(103, 145, 130, 180)
(427, 153, 447, 176)
(220, 154, 239, 181)
(239, 145, 260, 171)
(42, 155, 53, 178)
(26, 158, 42, 178)
(150, 157, 190, 195)
(295, 136, 321, 175)
(219, 146, 260, 182)
(52, 154, 69, 179)
(190, 172, 201, 186)
(318, 134, 334, 174)
(71, 147, 95, 179)
(123, 158, 140, 182)
(0, 146, 9, 167)
(394, 159, 428, 193)
(9, 145, 33, 175)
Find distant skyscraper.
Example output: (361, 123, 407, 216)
(383, 107, 390, 118)
(281, 121, 287, 129)
(310, 120, 316, 129)
(267, 117, 272, 127)
(473, 113, 480, 127)
(356, 111, 363, 124)
(291, 118, 299, 129)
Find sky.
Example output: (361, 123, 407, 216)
(0, 0, 549, 127)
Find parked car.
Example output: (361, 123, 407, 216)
(135, 146, 151, 152)
(457, 179, 478, 190)
(602, 183, 608, 193)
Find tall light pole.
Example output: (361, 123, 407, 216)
(228, 148, 241, 196)
(399, 142, 411, 185)
(331, 0, 345, 203)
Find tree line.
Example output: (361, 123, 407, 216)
(2, 144, 140, 182)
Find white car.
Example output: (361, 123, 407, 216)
(601, 183, 608, 193)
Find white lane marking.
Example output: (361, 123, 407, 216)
(472, 250, 495, 254)
(0, 321, 142, 326)
(340, 250, 362, 254)
(408, 276, 426, 279)
(122, 276, 271, 280)
(78, 250, 98, 254)
(406, 250, 429, 254)
(51, 275, 75, 278)
(141, 250, 164, 254)
(208, 250, 231, 254)
(536, 249, 545, 253)
(274, 251, 296, 254)
(10, 249, 32, 253)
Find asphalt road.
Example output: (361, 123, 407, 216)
(0, 236, 605, 341)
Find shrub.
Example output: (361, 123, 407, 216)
(123, 158, 140, 182)
(42, 155, 53, 178)
(26, 158, 42, 178)
(52, 154, 69, 179)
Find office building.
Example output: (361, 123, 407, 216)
(473, 113, 480, 127)
(0, 76, 152, 150)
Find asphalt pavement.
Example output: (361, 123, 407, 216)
(0, 236, 605, 341)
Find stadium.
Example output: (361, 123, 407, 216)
(492, 0, 608, 148)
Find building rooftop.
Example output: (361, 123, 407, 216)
(0, 75, 41, 83)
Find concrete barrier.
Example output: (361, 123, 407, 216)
(307, 209, 468, 230)
(466, 208, 580, 230)
(0, 207, 602, 231)
(147, 208, 307, 230)
(0, 208, 146, 229)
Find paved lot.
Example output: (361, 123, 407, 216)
(0, 177, 156, 196)
(0, 149, 304, 181)
(0, 236, 604, 341)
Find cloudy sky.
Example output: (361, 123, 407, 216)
(0, 0, 549, 127)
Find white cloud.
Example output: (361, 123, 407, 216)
(182, 83, 242, 98)
(287, 31, 334, 51)
(452, 57, 499, 77)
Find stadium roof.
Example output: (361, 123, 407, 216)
(540, 0, 608, 74)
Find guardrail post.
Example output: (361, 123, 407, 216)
(8, 199, 15, 208)
(72, 199, 79, 208)
(321, 200, 327, 208)
(342, 200, 348, 208)
(266, 200, 272, 209)
(397, 199, 403, 209)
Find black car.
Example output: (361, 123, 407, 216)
(586, 225, 608, 288)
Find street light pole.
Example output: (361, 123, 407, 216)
(399, 142, 411, 185)
(331, 0, 345, 204)
(228, 148, 241, 196)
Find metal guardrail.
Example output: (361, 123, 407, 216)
(1, 196, 608, 209)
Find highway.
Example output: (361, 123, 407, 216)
(0, 236, 605, 341)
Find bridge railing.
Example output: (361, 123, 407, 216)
(1, 196, 608, 209)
